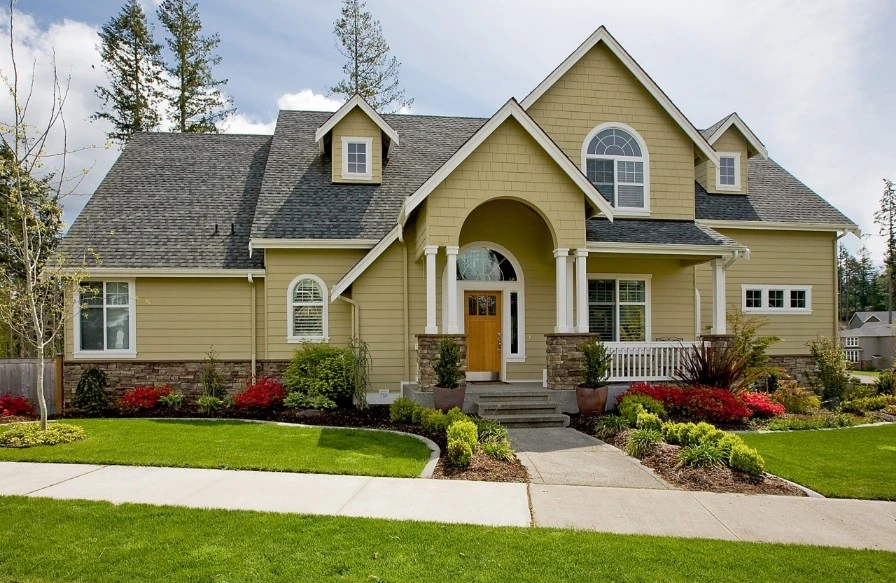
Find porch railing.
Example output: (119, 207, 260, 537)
(845, 348, 862, 363)
(605, 341, 698, 382)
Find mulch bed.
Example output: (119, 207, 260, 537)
(433, 453, 528, 482)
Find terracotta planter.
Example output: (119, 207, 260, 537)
(433, 386, 466, 412)
(576, 385, 608, 416)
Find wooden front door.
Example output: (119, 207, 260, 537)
(464, 291, 502, 376)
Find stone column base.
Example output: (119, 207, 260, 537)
(546, 333, 599, 390)
(416, 334, 467, 391)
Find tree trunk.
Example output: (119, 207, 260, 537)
(889, 265, 893, 325)
(35, 349, 47, 430)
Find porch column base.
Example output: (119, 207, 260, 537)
(416, 334, 467, 391)
(545, 333, 598, 390)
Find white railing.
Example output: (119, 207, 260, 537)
(605, 341, 698, 382)
(845, 348, 862, 363)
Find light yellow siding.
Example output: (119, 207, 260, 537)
(696, 229, 837, 354)
(421, 116, 587, 251)
(331, 107, 383, 184)
(526, 42, 697, 220)
(707, 127, 749, 194)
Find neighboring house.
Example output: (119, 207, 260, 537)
(847, 311, 895, 330)
(60, 27, 858, 412)
(841, 320, 895, 370)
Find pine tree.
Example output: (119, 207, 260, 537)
(329, 0, 412, 113)
(874, 178, 896, 324)
(93, 0, 165, 145)
(157, 0, 234, 133)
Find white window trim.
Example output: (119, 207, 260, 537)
(581, 122, 651, 216)
(741, 284, 812, 314)
(586, 273, 652, 341)
(341, 136, 373, 180)
(716, 151, 741, 191)
(287, 274, 329, 343)
(844, 337, 859, 347)
(73, 279, 137, 359)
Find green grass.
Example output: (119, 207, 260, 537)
(0, 419, 430, 477)
(0, 497, 891, 583)
(852, 371, 882, 379)
(740, 424, 896, 499)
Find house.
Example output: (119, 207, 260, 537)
(847, 311, 895, 329)
(841, 312, 895, 369)
(60, 26, 858, 414)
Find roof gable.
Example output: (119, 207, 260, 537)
(314, 94, 400, 153)
(520, 26, 719, 165)
(703, 113, 768, 159)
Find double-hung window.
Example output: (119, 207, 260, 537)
(583, 125, 649, 213)
(716, 152, 741, 190)
(341, 137, 372, 179)
(844, 337, 859, 348)
(288, 275, 328, 342)
(588, 277, 649, 342)
(75, 281, 136, 357)
(742, 285, 811, 314)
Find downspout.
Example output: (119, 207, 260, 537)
(399, 228, 409, 381)
(339, 296, 360, 339)
(248, 273, 256, 383)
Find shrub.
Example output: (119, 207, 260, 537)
(771, 381, 821, 414)
(0, 393, 34, 417)
(765, 413, 857, 431)
(389, 397, 421, 423)
(0, 422, 85, 448)
(635, 410, 662, 431)
(716, 433, 744, 458)
(729, 443, 765, 475)
(580, 340, 611, 387)
(197, 396, 223, 415)
(284, 344, 354, 407)
(473, 418, 509, 441)
(662, 421, 726, 448)
(594, 415, 630, 439)
(618, 394, 666, 424)
(625, 428, 662, 458)
(433, 338, 463, 388)
(875, 370, 896, 395)
(200, 348, 227, 399)
(481, 436, 513, 461)
(446, 419, 478, 449)
(420, 408, 448, 433)
(118, 386, 173, 412)
(447, 439, 473, 467)
(446, 407, 469, 427)
(234, 377, 286, 410)
(283, 392, 336, 410)
(741, 392, 785, 418)
(157, 392, 184, 410)
(728, 310, 783, 384)
(622, 384, 751, 423)
(72, 367, 110, 415)
(841, 395, 895, 413)
(675, 339, 751, 392)
(807, 337, 852, 402)
(678, 442, 724, 468)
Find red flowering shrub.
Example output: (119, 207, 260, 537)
(118, 386, 173, 412)
(0, 393, 34, 417)
(234, 377, 285, 410)
(741, 391, 785, 418)
(620, 383, 751, 423)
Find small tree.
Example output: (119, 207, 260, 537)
(199, 347, 226, 398)
(727, 310, 783, 386)
(874, 178, 896, 324)
(580, 341, 611, 388)
(433, 338, 462, 389)
(329, 0, 412, 112)
(157, 0, 234, 133)
(806, 337, 852, 403)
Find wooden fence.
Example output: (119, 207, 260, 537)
(0, 357, 59, 414)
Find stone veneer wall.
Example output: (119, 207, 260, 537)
(546, 333, 599, 390)
(768, 355, 816, 386)
(62, 360, 290, 405)
(416, 334, 467, 391)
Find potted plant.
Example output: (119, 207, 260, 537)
(432, 338, 465, 412)
(577, 340, 611, 416)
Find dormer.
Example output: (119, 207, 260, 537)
(696, 113, 767, 195)
(314, 94, 399, 185)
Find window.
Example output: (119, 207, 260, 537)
(588, 276, 650, 342)
(341, 137, 372, 179)
(716, 152, 741, 190)
(742, 285, 811, 314)
(288, 275, 328, 341)
(582, 124, 649, 212)
(457, 247, 517, 281)
(844, 337, 859, 348)
(75, 281, 135, 356)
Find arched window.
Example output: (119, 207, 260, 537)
(288, 275, 327, 342)
(457, 247, 517, 281)
(582, 124, 648, 212)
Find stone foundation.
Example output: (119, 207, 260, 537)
(546, 333, 599, 390)
(768, 355, 816, 386)
(415, 334, 467, 391)
(62, 359, 290, 405)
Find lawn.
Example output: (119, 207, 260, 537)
(740, 424, 896, 500)
(0, 497, 891, 583)
(0, 419, 431, 477)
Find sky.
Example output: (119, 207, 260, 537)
(2, 0, 894, 262)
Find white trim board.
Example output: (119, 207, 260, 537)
(704, 113, 768, 159)
(330, 224, 401, 300)
(314, 94, 399, 153)
(397, 98, 615, 226)
(587, 242, 747, 257)
(250, 238, 379, 253)
(697, 219, 860, 235)
(519, 26, 719, 166)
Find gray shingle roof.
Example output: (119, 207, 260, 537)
(695, 157, 856, 226)
(250, 111, 486, 240)
(841, 323, 895, 338)
(700, 114, 732, 140)
(851, 311, 894, 326)
(586, 218, 742, 247)
(61, 133, 271, 269)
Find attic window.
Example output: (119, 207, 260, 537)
(717, 152, 741, 190)
(582, 124, 650, 214)
(342, 137, 372, 180)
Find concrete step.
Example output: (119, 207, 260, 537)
(476, 400, 561, 417)
(485, 413, 570, 428)
(474, 390, 552, 402)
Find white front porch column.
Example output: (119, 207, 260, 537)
(711, 258, 726, 334)
(554, 248, 570, 333)
(566, 256, 575, 329)
(424, 245, 439, 334)
(445, 245, 459, 333)
(575, 249, 589, 333)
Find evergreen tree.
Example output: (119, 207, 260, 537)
(93, 0, 165, 145)
(157, 0, 234, 133)
(329, 0, 412, 113)
(874, 178, 896, 323)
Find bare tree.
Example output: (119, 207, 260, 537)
(0, 0, 91, 429)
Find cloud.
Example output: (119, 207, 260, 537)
(220, 113, 275, 135)
(277, 89, 342, 111)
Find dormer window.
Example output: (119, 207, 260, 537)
(582, 123, 649, 214)
(342, 137, 372, 180)
(717, 152, 741, 190)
